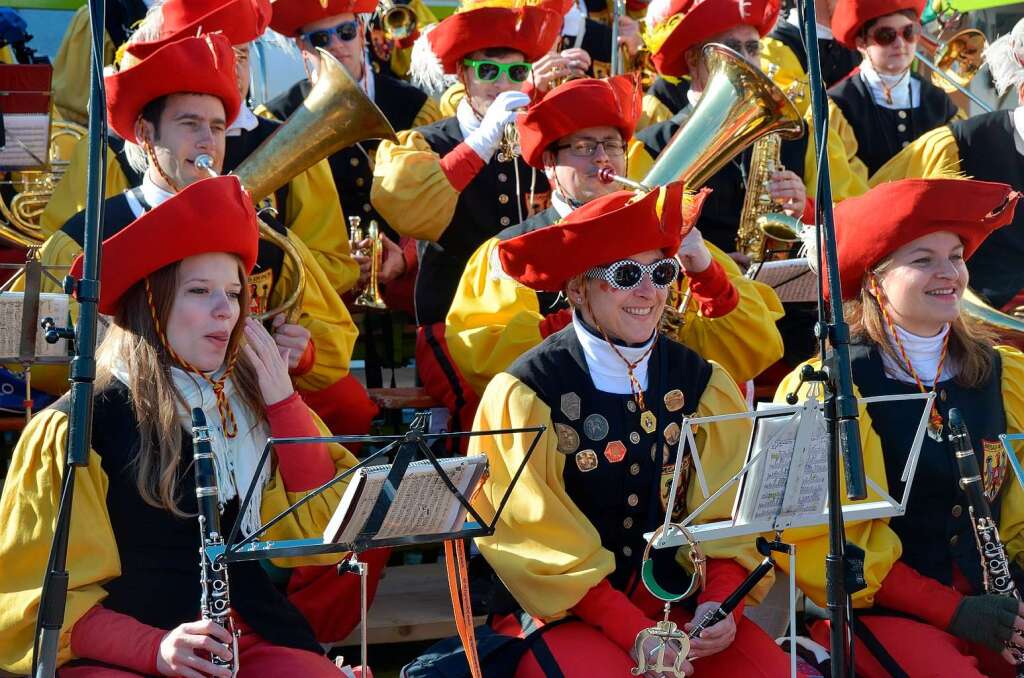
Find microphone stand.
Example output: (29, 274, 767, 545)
(31, 0, 107, 674)
(792, 2, 869, 676)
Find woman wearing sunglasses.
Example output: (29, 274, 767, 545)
(828, 0, 957, 177)
(776, 178, 1024, 677)
(468, 180, 795, 677)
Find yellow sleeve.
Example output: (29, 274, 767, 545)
(770, 360, 903, 608)
(636, 94, 673, 133)
(371, 130, 460, 242)
(412, 96, 444, 128)
(869, 125, 961, 186)
(996, 346, 1024, 568)
(802, 103, 869, 202)
(626, 139, 656, 183)
(388, 1, 438, 78)
(0, 409, 119, 673)
(281, 160, 358, 295)
(51, 7, 116, 126)
(39, 137, 131, 238)
(761, 36, 810, 118)
(281, 233, 356, 392)
(470, 373, 614, 619)
(439, 83, 466, 118)
(675, 244, 785, 382)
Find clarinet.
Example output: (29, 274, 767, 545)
(948, 408, 1024, 671)
(687, 556, 775, 639)
(192, 408, 240, 676)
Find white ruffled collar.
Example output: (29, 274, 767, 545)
(572, 310, 655, 394)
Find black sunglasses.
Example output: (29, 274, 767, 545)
(585, 258, 680, 290)
(301, 20, 360, 48)
(868, 24, 919, 46)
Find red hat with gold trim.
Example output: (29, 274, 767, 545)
(831, 0, 924, 49)
(829, 178, 1019, 301)
(644, 0, 780, 77)
(127, 0, 272, 60)
(269, 0, 378, 37)
(70, 176, 259, 315)
(497, 181, 708, 292)
(106, 34, 241, 144)
(516, 75, 642, 169)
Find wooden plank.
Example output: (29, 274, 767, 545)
(367, 387, 439, 411)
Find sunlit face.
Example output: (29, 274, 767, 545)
(233, 44, 252, 101)
(165, 253, 243, 372)
(686, 24, 761, 90)
(856, 12, 918, 76)
(568, 249, 670, 345)
(544, 126, 625, 204)
(138, 93, 227, 189)
(458, 49, 528, 118)
(298, 13, 365, 82)
(872, 231, 967, 337)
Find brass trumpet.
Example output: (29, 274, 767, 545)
(376, 0, 417, 42)
(348, 216, 387, 311)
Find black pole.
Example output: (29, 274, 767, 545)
(794, 2, 869, 676)
(31, 0, 107, 674)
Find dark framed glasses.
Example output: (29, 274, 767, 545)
(463, 58, 532, 83)
(555, 139, 626, 158)
(868, 24, 919, 46)
(718, 39, 761, 58)
(301, 20, 361, 48)
(585, 257, 680, 291)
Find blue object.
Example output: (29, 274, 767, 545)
(0, 366, 56, 414)
(0, 9, 29, 47)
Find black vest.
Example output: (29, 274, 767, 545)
(647, 77, 690, 117)
(51, 383, 321, 652)
(849, 343, 1010, 591)
(829, 72, 957, 176)
(950, 111, 1024, 308)
(507, 323, 713, 593)
(413, 117, 550, 326)
(768, 20, 860, 89)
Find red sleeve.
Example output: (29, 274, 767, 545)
(875, 560, 964, 629)
(70, 605, 165, 675)
(266, 392, 336, 492)
(686, 259, 739, 318)
(571, 579, 652, 652)
(801, 197, 815, 224)
(288, 340, 316, 378)
(538, 308, 573, 338)
(439, 142, 487, 191)
(697, 558, 748, 622)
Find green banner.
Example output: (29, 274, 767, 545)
(948, 0, 1022, 10)
(7, 0, 84, 8)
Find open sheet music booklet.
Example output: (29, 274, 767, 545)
(0, 292, 69, 360)
(323, 455, 489, 545)
(747, 258, 816, 303)
(732, 402, 830, 527)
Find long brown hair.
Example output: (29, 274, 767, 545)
(95, 258, 265, 516)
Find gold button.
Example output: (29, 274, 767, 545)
(622, 546, 633, 557)
(897, 123, 907, 133)
(623, 517, 634, 529)
(952, 505, 963, 518)
(901, 141, 910, 148)
(500, 217, 511, 226)
(950, 534, 959, 546)
(498, 173, 508, 182)
(627, 494, 639, 507)
(940, 390, 947, 402)
(498, 194, 510, 204)
(629, 432, 640, 444)
(898, 110, 908, 119)
(350, 157, 360, 167)
(355, 177, 366, 187)
(630, 463, 640, 476)
(363, 204, 372, 212)
(626, 400, 637, 412)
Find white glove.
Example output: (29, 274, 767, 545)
(677, 226, 713, 274)
(465, 90, 532, 162)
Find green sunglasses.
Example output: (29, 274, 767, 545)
(463, 58, 532, 83)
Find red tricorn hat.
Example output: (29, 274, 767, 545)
(70, 176, 260, 316)
(127, 0, 272, 60)
(425, 4, 562, 74)
(831, 0, 924, 49)
(645, 0, 779, 77)
(107, 34, 241, 143)
(829, 178, 1019, 301)
(516, 75, 643, 169)
(497, 181, 709, 292)
(269, 0, 378, 37)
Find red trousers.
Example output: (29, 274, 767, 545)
(811, 616, 1016, 678)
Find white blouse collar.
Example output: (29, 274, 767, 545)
(572, 310, 655, 394)
(880, 322, 955, 385)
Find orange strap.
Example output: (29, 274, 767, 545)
(444, 539, 482, 678)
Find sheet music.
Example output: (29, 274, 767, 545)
(748, 258, 817, 303)
(0, 113, 49, 170)
(0, 292, 69, 360)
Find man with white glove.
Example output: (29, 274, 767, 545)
(464, 89, 532, 162)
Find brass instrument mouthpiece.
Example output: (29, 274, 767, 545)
(194, 154, 216, 176)
(596, 167, 650, 192)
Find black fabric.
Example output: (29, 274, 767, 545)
(105, 0, 148, 49)
(950, 111, 1024, 308)
(829, 72, 957, 175)
(49, 384, 321, 653)
(578, 18, 612, 64)
(849, 342, 1010, 592)
(768, 20, 860, 88)
(106, 134, 144, 188)
(413, 117, 550, 325)
(496, 206, 565, 317)
(647, 77, 690, 116)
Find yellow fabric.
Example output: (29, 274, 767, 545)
(637, 93, 673, 133)
(869, 124, 962, 186)
(761, 36, 811, 118)
(51, 6, 118, 126)
(802, 101, 870, 201)
(388, 0, 439, 78)
(993, 347, 1024, 571)
(0, 401, 357, 674)
(446, 237, 783, 395)
(412, 96, 444, 128)
(371, 129, 461, 242)
(440, 82, 466, 117)
(39, 140, 128, 238)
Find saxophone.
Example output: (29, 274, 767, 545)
(192, 408, 240, 677)
(734, 132, 802, 261)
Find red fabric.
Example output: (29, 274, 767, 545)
(801, 197, 815, 224)
(697, 558, 749, 622)
(269, 0, 377, 36)
(426, 5, 562, 74)
(497, 182, 707, 292)
(830, 0, 925, 48)
(440, 142, 488, 191)
(106, 34, 241, 143)
(70, 176, 258, 315)
(286, 548, 390, 643)
(289, 338, 316, 377)
(298, 374, 379, 438)
(266, 392, 335, 492)
(686, 258, 739, 318)
(539, 308, 573, 337)
(649, 0, 779, 77)
(571, 578, 653, 652)
(874, 560, 964, 629)
(414, 324, 480, 452)
(516, 75, 643, 169)
(829, 179, 1019, 300)
(0, 64, 52, 114)
(69, 606, 164, 676)
(128, 0, 272, 57)
(381, 237, 418, 315)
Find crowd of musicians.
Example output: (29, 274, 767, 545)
(3, 0, 1024, 675)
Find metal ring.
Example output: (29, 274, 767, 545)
(639, 523, 706, 602)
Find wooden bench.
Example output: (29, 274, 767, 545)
(367, 387, 440, 412)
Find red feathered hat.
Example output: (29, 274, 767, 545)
(424, 4, 561, 74)
(829, 178, 1019, 301)
(516, 75, 642, 169)
(70, 176, 259, 316)
(127, 0, 272, 60)
(497, 181, 709, 292)
(269, 0, 378, 37)
(645, 0, 779, 77)
(107, 34, 241, 143)
(831, 0, 924, 49)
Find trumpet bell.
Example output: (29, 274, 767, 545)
(934, 28, 987, 89)
(382, 4, 417, 41)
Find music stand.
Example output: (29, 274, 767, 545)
(0, 63, 52, 171)
(998, 433, 1024, 491)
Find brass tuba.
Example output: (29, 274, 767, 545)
(961, 288, 1024, 341)
(915, 28, 992, 113)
